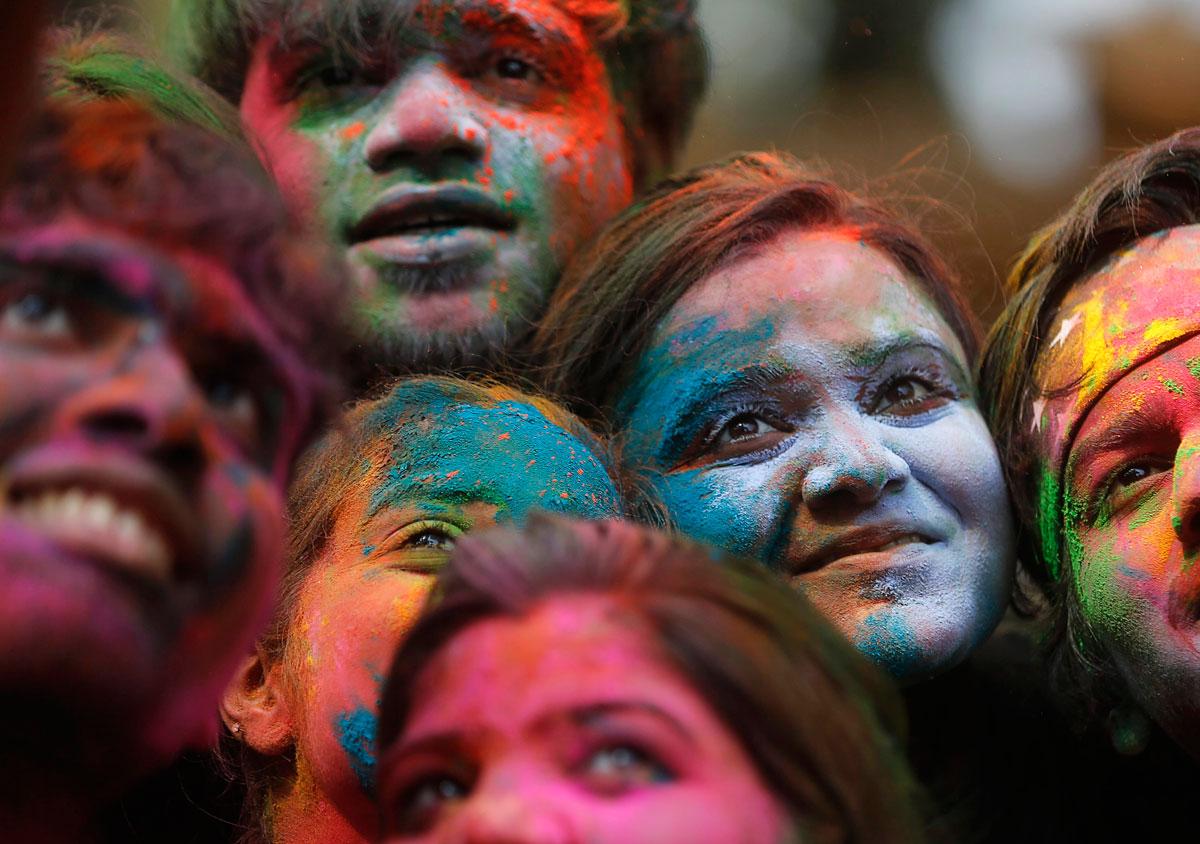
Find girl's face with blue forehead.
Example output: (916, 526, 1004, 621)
(616, 229, 1015, 682)
(266, 383, 621, 842)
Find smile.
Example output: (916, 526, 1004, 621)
(789, 527, 939, 575)
(1, 457, 199, 588)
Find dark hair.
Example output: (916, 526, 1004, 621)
(5, 39, 347, 445)
(377, 514, 927, 844)
(978, 127, 1200, 730)
(529, 151, 979, 424)
(166, 0, 707, 189)
(225, 375, 629, 843)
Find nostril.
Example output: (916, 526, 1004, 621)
(82, 407, 151, 442)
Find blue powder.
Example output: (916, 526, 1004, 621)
(335, 706, 378, 796)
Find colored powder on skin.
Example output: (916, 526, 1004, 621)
(334, 706, 378, 796)
(855, 611, 923, 677)
(1128, 490, 1164, 532)
(1187, 357, 1200, 379)
(1037, 467, 1063, 580)
(1162, 378, 1185, 396)
(1062, 487, 1088, 583)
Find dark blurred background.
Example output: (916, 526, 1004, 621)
(61, 0, 1200, 325)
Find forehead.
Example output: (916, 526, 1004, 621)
(362, 388, 618, 513)
(658, 229, 961, 357)
(271, 0, 598, 52)
(414, 596, 679, 712)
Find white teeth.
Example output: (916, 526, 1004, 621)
(7, 488, 173, 582)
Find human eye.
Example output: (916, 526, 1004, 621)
(577, 743, 674, 797)
(1101, 458, 1173, 516)
(391, 772, 471, 835)
(0, 289, 74, 345)
(475, 45, 557, 105)
(696, 408, 793, 466)
(869, 366, 960, 420)
(379, 520, 464, 573)
(288, 55, 381, 108)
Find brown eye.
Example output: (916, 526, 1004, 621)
(873, 375, 951, 418)
(717, 413, 776, 446)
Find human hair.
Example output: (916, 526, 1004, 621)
(978, 127, 1200, 729)
(377, 514, 928, 844)
(530, 151, 980, 424)
(166, 0, 707, 189)
(4, 43, 347, 446)
(225, 375, 628, 843)
(41, 26, 241, 138)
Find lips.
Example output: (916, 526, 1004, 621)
(1, 456, 201, 588)
(787, 524, 939, 576)
(348, 185, 515, 247)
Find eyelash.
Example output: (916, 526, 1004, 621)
(690, 403, 794, 466)
(863, 365, 960, 418)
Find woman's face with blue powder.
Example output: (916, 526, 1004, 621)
(617, 229, 1015, 682)
(234, 380, 621, 843)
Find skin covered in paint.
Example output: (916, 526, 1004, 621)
(239, 0, 633, 364)
(1051, 234, 1200, 756)
(616, 230, 1015, 682)
(377, 594, 793, 843)
(266, 385, 621, 844)
(0, 219, 313, 770)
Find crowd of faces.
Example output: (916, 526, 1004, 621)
(2, 1, 1199, 842)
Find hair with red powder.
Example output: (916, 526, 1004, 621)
(377, 513, 927, 843)
(529, 151, 979, 425)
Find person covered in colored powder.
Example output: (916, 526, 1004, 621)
(374, 514, 927, 843)
(532, 151, 1016, 684)
(220, 376, 627, 844)
(980, 129, 1200, 817)
(167, 0, 708, 376)
(0, 61, 344, 841)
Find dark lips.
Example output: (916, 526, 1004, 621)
(348, 185, 515, 246)
(788, 524, 938, 576)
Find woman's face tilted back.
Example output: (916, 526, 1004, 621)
(230, 381, 621, 842)
(378, 593, 792, 843)
(615, 228, 1015, 681)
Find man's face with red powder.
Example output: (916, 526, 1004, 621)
(240, 0, 634, 366)
(0, 217, 315, 773)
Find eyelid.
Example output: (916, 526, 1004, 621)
(674, 403, 793, 470)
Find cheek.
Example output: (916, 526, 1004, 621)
(656, 466, 786, 562)
(1076, 507, 1176, 636)
(909, 411, 1012, 530)
(240, 98, 329, 223)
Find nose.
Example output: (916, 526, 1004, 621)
(1173, 436, 1200, 546)
(799, 412, 911, 512)
(363, 60, 488, 174)
(56, 338, 207, 477)
(453, 790, 575, 844)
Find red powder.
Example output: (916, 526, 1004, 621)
(497, 432, 511, 441)
(339, 122, 366, 142)
(446, 470, 461, 479)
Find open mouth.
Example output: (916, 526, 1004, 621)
(2, 468, 198, 587)
(790, 529, 937, 576)
(348, 186, 516, 245)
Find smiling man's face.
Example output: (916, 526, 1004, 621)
(0, 217, 313, 769)
(239, 0, 634, 367)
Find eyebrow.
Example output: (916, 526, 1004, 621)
(844, 335, 970, 383)
(1069, 406, 1167, 474)
(564, 701, 696, 744)
(0, 244, 173, 318)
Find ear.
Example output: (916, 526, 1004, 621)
(221, 645, 295, 757)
